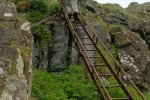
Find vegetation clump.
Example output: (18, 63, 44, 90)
(31, 66, 99, 100)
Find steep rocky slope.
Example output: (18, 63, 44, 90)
(0, 0, 150, 99)
(99, 1, 150, 91)
(31, 0, 150, 91)
(78, 0, 150, 91)
(0, 0, 33, 99)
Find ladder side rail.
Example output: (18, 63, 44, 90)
(79, 12, 145, 100)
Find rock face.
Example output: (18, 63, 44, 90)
(0, 0, 33, 99)
(49, 19, 69, 72)
(126, 2, 150, 44)
(32, 15, 70, 71)
(91, 22, 111, 50)
(114, 32, 150, 90)
(85, 0, 101, 14)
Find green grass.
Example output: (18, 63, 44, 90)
(31, 66, 99, 100)
(31, 61, 150, 100)
(127, 85, 150, 100)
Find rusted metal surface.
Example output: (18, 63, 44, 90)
(59, 1, 145, 100)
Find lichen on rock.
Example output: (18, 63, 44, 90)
(0, 0, 33, 99)
(114, 32, 150, 91)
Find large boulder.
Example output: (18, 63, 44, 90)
(114, 32, 150, 90)
(0, 0, 33, 99)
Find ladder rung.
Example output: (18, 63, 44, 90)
(94, 64, 108, 66)
(83, 44, 93, 45)
(89, 56, 102, 58)
(86, 50, 97, 51)
(111, 98, 130, 100)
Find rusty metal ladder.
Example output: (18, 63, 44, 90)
(59, 1, 145, 100)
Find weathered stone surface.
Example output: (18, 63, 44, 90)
(0, 21, 18, 45)
(114, 32, 150, 90)
(0, 46, 28, 100)
(32, 15, 70, 71)
(105, 13, 128, 25)
(115, 32, 150, 72)
(0, 0, 17, 21)
(49, 20, 69, 72)
(0, 0, 33, 99)
(128, 2, 139, 7)
(143, 62, 150, 83)
(85, 0, 101, 14)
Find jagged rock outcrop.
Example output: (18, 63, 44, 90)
(32, 14, 71, 71)
(0, 0, 33, 99)
(114, 32, 150, 91)
(128, 2, 139, 7)
(126, 2, 150, 43)
(48, 18, 69, 71)
(99, 3, 128, 25)
(85, 0, 101, 14)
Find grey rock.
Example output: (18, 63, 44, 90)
(115, 32, 150, 91)
(128, 2, 139, 7)
(0, 68, 3, 75)
(0, 0, 17, 21)
(49, 21, 69, 71)
(143, 61, 150, 83)
(0, 0, 33, 99)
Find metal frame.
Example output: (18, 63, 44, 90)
(59, 1, 145, 100)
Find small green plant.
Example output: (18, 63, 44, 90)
(47, 0, 60, 15)
(31, 69, 67, 100)
(127, 85, 150, 100)
(100, 3, 123, 13)
(108, 24, 123, 33)
(32, 25, 53, 47)
(96, 16, 108, 33)
(7, 56, 17, 75)
(30, 0, 48, 14)
(25, 11, 44, 23)
(0, 23, 7, 30)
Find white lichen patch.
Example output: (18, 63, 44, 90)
(21, 22, 31, 32)
(16, 97, 20, 100)
(123, 75, 127, 79)
(0, 68, 3, 75)
(147, 57, 150, 61)
(0, 3, 5, 7)
(132, 65, 139, 72)
(142, 40, 146, 44)
(128, 74, 132, 78)
(16, 48, 24, 77)
(7, 3, 15, 8)
(1, 91, 13, 100)
(0, 61, 4, 66)
(119, 51, 140, 72)
(4, 13, 13, 17)
(6, 84, 17, 92)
